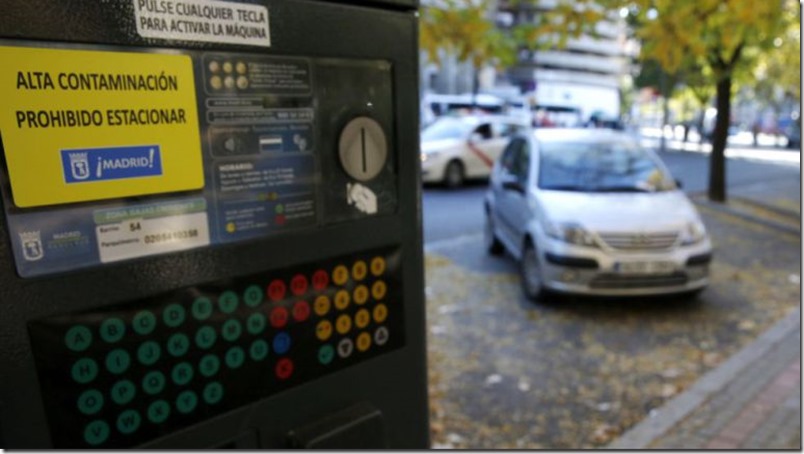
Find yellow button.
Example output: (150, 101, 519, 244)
(370, 257, 386, 276)
(314, 295, 331, 317)
(373, 303, 388, 324)
(353, 285, 369, 305)
(371, 280, 387, 300)
(332, 265, 349, 286)
(334, 290, 350, 311)
(355, 309, 370, 329)
(316, 320, 333, 341)
(356, 332, 371, 352)
(352, 260, 367, 281)
(336, 314, 352, 335)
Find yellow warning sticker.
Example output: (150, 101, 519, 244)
(0, 46, 203, 208)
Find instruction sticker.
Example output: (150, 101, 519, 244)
(133, 0, 271, 47)
(0, 46, 203, 208)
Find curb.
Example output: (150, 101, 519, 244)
(693, 198, 801, 237)
(607, 307, 801, 449)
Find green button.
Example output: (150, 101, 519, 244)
(176, 390, 198, 414)
(111, 380, 136, 405)
(318, 344, 335, 365)
(147, 400, 170, 424)
(225, 346, 245, 369)
(247, 313, 266, 335)
(84, 420, 110, 446)
(172, 362, 193, 386)
(100, 318, 125, 343)
(218, 291, 239, 314)
(192, 297, 213, 321)
(199, 354, 220, 377)
(222, 319, 242, 342)
(167, 333, 190, 357)
(72, 358, 98, 384)
(133, 311, 157, 335)
(105, 349, 131, 375)
(243, 285, 263, 307)
(137, 341, 161, 366)
(142, 371, 166, 395)
(77, 389, 104, 415)
(249, 339, 269, 361)
(65, 325, 92, 352)
(203, 381, 224, 405)
(195, 326, 217, 349)
(163, 303, 186, 328)
(117, 409, 141, 434)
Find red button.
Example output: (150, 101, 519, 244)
(275, 214, 287, 226)
(290, 274, 308, 296)
(292, 301, 311, 322)
(267, 279, 286, 302)
(270, 306, 289, 328)
(312, 270, 329, 291)
(276, 358, 294, 380)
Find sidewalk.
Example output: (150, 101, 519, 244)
(609, 160, 801, 450)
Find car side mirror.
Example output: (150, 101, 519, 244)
(501, 174, 525, 194)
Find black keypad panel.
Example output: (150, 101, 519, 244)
(28, 246, 404, 448)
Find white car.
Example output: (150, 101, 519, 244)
(421, 115, 530, 187)
(484, 128, 713, 299)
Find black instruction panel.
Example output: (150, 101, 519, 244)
(28, 246, 404, 449)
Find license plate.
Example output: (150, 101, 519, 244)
(614, 261, 675, 275)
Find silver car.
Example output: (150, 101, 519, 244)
(484, 129, 713, 300)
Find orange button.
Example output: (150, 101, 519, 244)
(355, 309, 370, 329)
(371, 280, 387, 300)
(353, 285, 369, 305)
(334, 290, 350, 311)
(332, 265, 349, 286)
(370, 257, 386, 276)
(352, 260, 367, 281)
(335, 314, 352, 335)
(314, 295, 331, 317)
(316, 320, 333, 341)
(373, 303, 388, 324)
(356, 332, 371, 352)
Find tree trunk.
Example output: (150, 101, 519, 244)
(471, 65, 479, 111)
(708, 76, 731, 202)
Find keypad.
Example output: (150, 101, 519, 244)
(28, 247, 403, 448)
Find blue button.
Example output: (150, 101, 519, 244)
(272, 332, 291, 355)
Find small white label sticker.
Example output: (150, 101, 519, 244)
(97, 212, 211, 263)
(133, 0, 271, 47)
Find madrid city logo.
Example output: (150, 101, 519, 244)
(19, 230, 44, 261)
(68, 152, 90, 180)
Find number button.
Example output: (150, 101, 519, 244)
(316, 320, 333, 341)
(163, 303, 186, 328)
(292, 301, 311, 322)
(176, 390, 198, 414)
(65, 325, 92, 352)
(270, 306, 289, 329)
(373, 303, 388, 324)
(111, 380, 136, 405)
(268, 279, 286, 302)
(167, 333, 190, 357)
(142, 371, 166, 395)
(72, 358, 99, 384)
(100, 318, 125, 343)
(138, 341, 161, 366)
(171, 362, 194, 386)
(148, 400, 170, 424)
(290, 274, 308, 296)
(192, 297, 213, 321)
(370, 256, 386, 276)
(312, 269, 329, 291)
(133, 311, 157, 335)
(84, 420, 110, 446)
(218, 291, 239, 314)
(371, 280, 387, 300)
(243, 285, 263, 307)
(334, 290, 350, 310)
(336, 314, 352, 335)
(352, 260, 368, 281)
(355, 309, 370, 329)
(195, 326, 217, 349)
(353, 285, 369, 305)
(77, 389, 104, 415)
(106, 349, 131, 375)
(314, 295, 331, 316)
(356, 332, 372, 352)
(332, 265, 349, 286)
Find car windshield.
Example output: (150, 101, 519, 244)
(537, 140, 675, 192)
(421, 118, 473, 141)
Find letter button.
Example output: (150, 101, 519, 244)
(84, 420, 110, 446)
(65, 325, 92, 352)
(100, 318, 125, 343)
(133, 310, 157, 335)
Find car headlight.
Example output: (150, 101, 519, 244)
(544, 222, 598, 248)
(680, 221, 707, 245)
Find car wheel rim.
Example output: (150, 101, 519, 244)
(523, 247, 541, 293)
(446, 163, 462, 186)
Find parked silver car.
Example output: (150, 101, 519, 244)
(484, 129, 713, 300)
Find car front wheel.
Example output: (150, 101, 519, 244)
(521, 241, 546, 302)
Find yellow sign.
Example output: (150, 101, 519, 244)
(0, 46, 203, 208)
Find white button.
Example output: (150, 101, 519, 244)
(374, 326, 389, 346)
(337, 338, 354, 358)
(338, 117, 387, 181)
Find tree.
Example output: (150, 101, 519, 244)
(420, 0, 517, 101)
